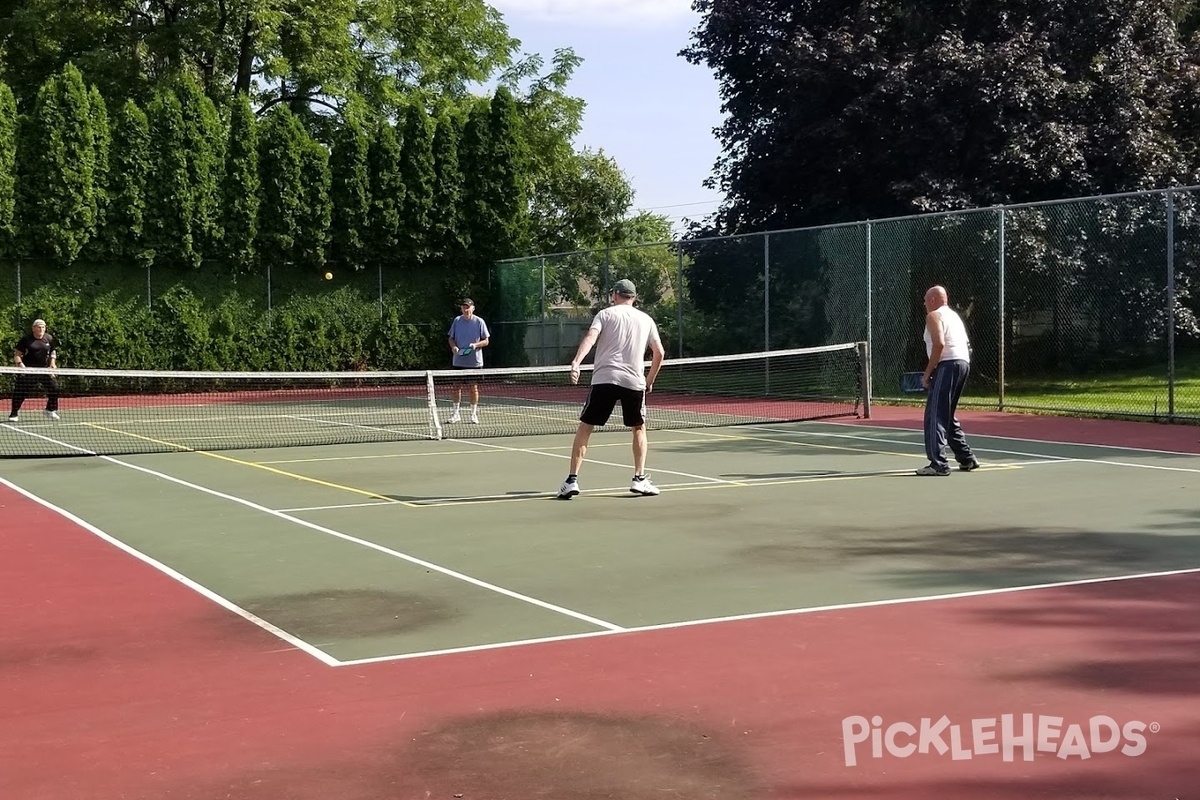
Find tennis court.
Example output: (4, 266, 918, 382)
(2, 348, 1199, 799)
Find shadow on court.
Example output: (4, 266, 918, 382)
(735, 522, 1200, 592)
(973, 574, 1200, 697)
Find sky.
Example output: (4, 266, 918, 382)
(488, 0, 726, 233)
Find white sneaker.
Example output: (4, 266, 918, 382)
(447, 411, 461, 424)
(630, 476, 660, 496)
(45, 410, 60, 420)
(6, 415, 16, 423)
(557, 479, 581, 499)
(469, 409, 479, 424)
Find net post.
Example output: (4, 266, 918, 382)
(997, 206, 1006, 412)
(426, 370, 443, 440)
(1167, 189, 1176, 421)
(858, 340, 872, 418)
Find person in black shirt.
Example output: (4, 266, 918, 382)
(8, 318, 60, 422)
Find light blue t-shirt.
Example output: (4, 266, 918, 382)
(448, 315, 489, 367)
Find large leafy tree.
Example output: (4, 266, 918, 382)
(684, 0, 1200, 234)
(501, 49, 639, 255)
(0, 0, 518, 117)
(531, 148, 634, 255)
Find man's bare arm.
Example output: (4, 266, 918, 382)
(645, 336, 665, 391)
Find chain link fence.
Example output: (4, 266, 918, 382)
(494, 187, 1200, 422)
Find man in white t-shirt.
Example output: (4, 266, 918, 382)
(557, 279, 666, 499)
(917, 285, 979, 476)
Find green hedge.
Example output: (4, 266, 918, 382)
(4, 281, 445, 373)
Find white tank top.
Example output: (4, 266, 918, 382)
(924, 306, 971, 362)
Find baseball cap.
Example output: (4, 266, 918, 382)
(459, 298, 475, 307)
(612, 279, 637, 298)
(33, 319, 46, 327)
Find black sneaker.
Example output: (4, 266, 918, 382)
(959, 458, 980, 472)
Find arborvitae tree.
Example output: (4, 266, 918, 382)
(0, 82, 16, 258)
(256, 106, 306, 273)
(295, 133, 332, 270)
(16, 64, 97, 263)
(456, 97, 492, 270)
(82, 85, 111, 258)
(430, 109, 467, 260)
(328, 118, 371, 271)
(221, 94, 259, 271)
(366, 120, 403, 272)
(397, 102, 436, 266)
(484, 86, 529, 257)
(145, 88, 197, 268)
(175, 74, 224, 260)
(103, 100, 152, 265)
(459, 88, 529, 279)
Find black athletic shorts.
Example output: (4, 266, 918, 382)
(579, 383, 646, 427)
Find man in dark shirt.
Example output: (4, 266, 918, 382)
(9, 318, 60, 422)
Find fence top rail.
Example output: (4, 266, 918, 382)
(496, 184, 1200, 264)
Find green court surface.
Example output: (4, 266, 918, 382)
(4, 419, 1199, 665)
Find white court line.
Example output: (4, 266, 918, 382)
(1078, 459, 1200, 474)
(820, 419, 1200, 457)
(766, 424, 1200, 471)
(284, 413, 429, 439)
(98, 456, 624, 632)
(457, 438, 737, 485)
(0, 421, 97, 455)
(336, 565, 1200, 666)
(742, 425, 1082, 463)
(403, 461, 1060, 505)
(0, 475, 341, 666)
(1, 436, 626, 651)
(276, 459, 1062, 512)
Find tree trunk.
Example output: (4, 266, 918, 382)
(235, 17, 256, 96)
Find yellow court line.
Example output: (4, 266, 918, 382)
(258, 438, 704, 464)
(82, 423, 413, 507)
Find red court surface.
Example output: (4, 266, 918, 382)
(3, 409, 1199, 799)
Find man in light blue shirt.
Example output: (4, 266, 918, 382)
(447, 298, 490, 424)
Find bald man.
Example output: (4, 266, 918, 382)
(917, 286, 978, 476)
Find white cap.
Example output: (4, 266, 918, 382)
(33, 319, 46, 327)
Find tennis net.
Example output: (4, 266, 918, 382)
(0, 342, 869, 458)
